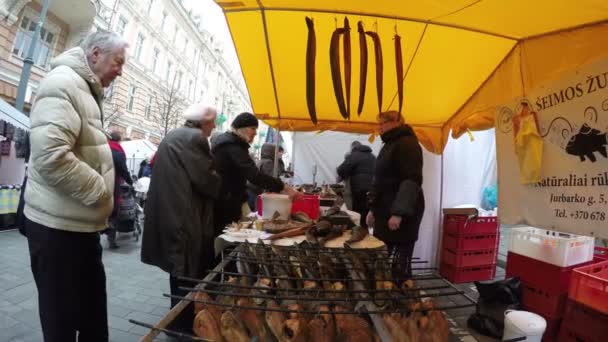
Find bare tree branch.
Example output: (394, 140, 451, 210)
(152, 71, 187, 138)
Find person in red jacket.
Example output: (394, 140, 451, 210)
(106, 131, 133, 248)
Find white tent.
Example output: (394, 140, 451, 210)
(121, 139, 157, 176)
(291, 130, 497, 267)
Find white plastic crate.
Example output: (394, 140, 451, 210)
(508, 227, 595, 267)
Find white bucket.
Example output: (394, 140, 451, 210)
(260, 193, 292, 220)
(502, 310, 546, 342)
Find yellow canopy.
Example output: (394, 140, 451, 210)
(216, 0, 608, 153)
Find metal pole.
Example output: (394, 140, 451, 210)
(15, 0, 52, 112)
(272, 126, 281, 177)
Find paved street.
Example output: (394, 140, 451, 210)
(0, 229, 171, 342)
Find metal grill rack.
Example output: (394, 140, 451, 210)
(134, 242, 477, 341)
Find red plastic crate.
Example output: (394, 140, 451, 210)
(439, 263, 496, 284)
(290, 194, 320, 220)
(569, 260, 608, 315)
(442, 248, 497, 267)
(543, 316, 562, 342)
(521, 282, 567, 318)
(506, 252, 604, 295)
(443, 233, 498, 251)
(443, 215, 498, 235)
(557, 300, 608, 342)
(257, 194, 321, 220)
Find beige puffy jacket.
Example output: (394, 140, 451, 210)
(24, 47, 115, 232)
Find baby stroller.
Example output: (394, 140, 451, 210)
(107, 184, 142, 247)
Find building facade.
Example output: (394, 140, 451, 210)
(0, 0, 96, 111)
(95, 0, 252, 144)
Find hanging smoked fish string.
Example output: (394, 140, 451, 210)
(357, 21, 368, 116)
(394, 29, 404, 114)
(343, 17, 352, 119)
(330, 22, 348, 119)
(305, 17, 317, 124)
(365, 27, 383, 114)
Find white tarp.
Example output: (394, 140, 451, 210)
(121, 139, 157, 176)
(0, 99, 29, 131)
(291, 130, 497, 267)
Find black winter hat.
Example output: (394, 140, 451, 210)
(231, 112, 259, 129)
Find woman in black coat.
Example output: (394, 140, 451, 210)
(212, 113, 299, 234)
(367, 111, 425, 283)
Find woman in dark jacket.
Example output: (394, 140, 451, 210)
(106, 131, 133, 248)
(212, 112, 299, 234)
(367, 111, 425, 283)
(337, 141, 376, 227)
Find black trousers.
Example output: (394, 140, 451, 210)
(386, 241, 417, 283)
(351, 190, 370, 228)
(25, 219, 108, 342)
(169, 275, 195, 334)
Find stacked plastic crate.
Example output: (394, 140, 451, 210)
(505, 227, 597, 341)
(558, 249, 608, 341)
(439, 209, 499, 283)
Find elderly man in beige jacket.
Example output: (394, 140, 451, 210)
(24, 31, 128, 342)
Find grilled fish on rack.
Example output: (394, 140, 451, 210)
(283, 317, 309, 342)
(308, 304, 336, 342)
(193, 291, 223, 323)
(334, 305, 380, 342)
(193, 309, 223, 341)
(346, 225, 368, 244)
(236, 297, 275, 342)
(266, 300, 288, 342)
(220, 310, 249, 342)
(383, 313, 410, 342)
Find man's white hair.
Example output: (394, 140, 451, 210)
(81, 30, 129, 54)
(183, 103, 217, 122)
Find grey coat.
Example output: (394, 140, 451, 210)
(141, 127, 221, 278)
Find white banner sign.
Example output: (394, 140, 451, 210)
(496, 58, 608, 239)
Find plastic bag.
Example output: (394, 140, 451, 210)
(481, 184, 498, 210)
(467, 277, 523, 339)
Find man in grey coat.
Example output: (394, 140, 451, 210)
(141, 103, 220, 333)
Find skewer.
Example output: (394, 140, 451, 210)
(224, 243, 421, 257)
(226, 254, 429, 265)
(129, 320, 209, 341)
(176, 276, 453, 293)
(205, 269, 442, 282)
(228, 255, 435, 271)
(178, 286, 465, 302)
(164, 294, 476, 314)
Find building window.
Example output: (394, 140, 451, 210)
(147, 0, 154, 15)
(117, 16, 128, 36)
(172, 27, 178, 42)
(105, 82, 115, 99)
(176, 71, 182, 90)
(193, 48, 198, 64)
(188, 80, 193, 99)
(166, 61, 173, 82)
(134, 33, 145, 61)
(151, 48, 160, 73)
(12, 16, 56, 68)
(127, 85, 137, 111)
(144, 96, 153, 119)
(183, 38, 188, 54)
(160, 11, 168, 32)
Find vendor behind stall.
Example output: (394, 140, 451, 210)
(367, 110, 425, 283)
(212, 113, 300, 234)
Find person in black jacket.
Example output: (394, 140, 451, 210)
(212, 113, 300, 234)
(367, 111, 425, 283)
(337, 141, 376, 227)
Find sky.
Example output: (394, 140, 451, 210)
(181, 0, 242, 74)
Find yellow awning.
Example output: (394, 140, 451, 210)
(216, 0, 608, 153)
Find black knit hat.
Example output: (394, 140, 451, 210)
(231, 112, 259, 129)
